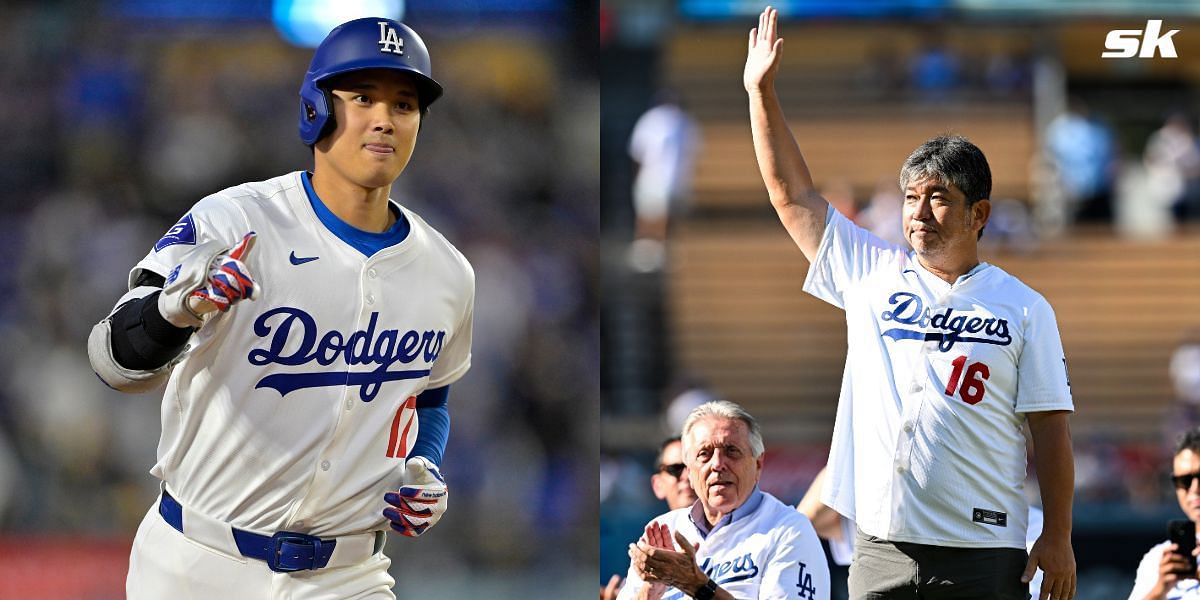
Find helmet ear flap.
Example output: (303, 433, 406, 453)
(299, 82, 336, 146)
(314, 88, 337, 146)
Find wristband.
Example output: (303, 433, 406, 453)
(693, 577, 717, 600)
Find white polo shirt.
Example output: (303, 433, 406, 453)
(618, 489, 830, 600)
(804, 208, 1072, 549)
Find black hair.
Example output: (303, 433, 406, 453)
(899, 135, 992, 239)
(1176, 427, 1200, 456)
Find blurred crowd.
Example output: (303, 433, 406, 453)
(836, 40, 1200, 239)
(855, 33, 1033, 101)
(0, 2, 598, 585)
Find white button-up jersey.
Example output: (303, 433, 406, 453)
(804, 208, 1072, 549)
(617, 490, 830, 600)
(131, 171, 474, 538)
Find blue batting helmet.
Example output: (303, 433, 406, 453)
(298, 18, 444, 146)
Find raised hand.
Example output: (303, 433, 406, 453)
(158, 231, 261, 329)
(745, 6, 784, 94)
(188, 232, 259, 315)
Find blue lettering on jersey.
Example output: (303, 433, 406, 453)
(879, 291, 1011, 352)
(662, 554, 761, 600)
(155, 214, 197, 251)
(247, 307, 443, 402)
(700, 553, 759, 585)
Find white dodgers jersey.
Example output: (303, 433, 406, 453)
(133, 171, 474, 537)
(804, 208, 1072, 549)
(618, 490, 830, 600)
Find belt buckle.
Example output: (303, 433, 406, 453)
(267, 531, 324, 573)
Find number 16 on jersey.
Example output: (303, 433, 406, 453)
(944, 355, 990, 406)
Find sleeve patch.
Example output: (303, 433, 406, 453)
(155, 214, 197, 251)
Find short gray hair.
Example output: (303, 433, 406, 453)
(680, 400, 765, 458)
(898, 135, 992, 205)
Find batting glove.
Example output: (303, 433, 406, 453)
(383, 456, 448, 537)
(159, 232, 260, 328)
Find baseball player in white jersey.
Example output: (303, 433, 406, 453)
(799, 466, 1048, 597)
(86, 18, 473, 599)
(746, 7, 1076, 599)
(620, 401, 830, 600)
(1129, 428, 1200, 600)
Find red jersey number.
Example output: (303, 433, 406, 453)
(944, 355, 991, 406)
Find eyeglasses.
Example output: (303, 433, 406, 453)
(1172, 471, 1200, 490)
(657, 463, 685, 478)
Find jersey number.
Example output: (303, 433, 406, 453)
(386, 396, 418, 458)
(944, 355, 990, 405)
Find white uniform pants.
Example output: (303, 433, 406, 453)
(126, 500, 395, 599)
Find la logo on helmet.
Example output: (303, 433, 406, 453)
(377, 22, 406, 55)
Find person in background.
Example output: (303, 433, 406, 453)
(1129, 428, 1200, 600)
(627, 90, 700, 272)
(603, 437, 699, 600)
(1143, 112, 1200, 225)
(1045, 98, 1116, 224)
(619, 400, 829, 600)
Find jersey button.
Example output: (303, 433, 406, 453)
(903, 422, 914, 434)
(909, 382, 923, 393)
(293, 520, 306, 529)
(366, 293, 375, 305)
(345, 398, 354, 411)
(320, 460, 331, 471)
(895, 465, 906, 474)
(367, 268, 378, 279)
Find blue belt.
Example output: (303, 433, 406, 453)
(159, 489, 336, 573)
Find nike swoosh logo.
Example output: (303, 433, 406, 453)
(289, 251, 319, 265)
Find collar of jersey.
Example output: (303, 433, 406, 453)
(688, 486, 764, 538)
(905, 255, 991, 289)
(301, 171, 410, 258)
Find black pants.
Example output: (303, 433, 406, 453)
(847, 530, 1029, 599)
